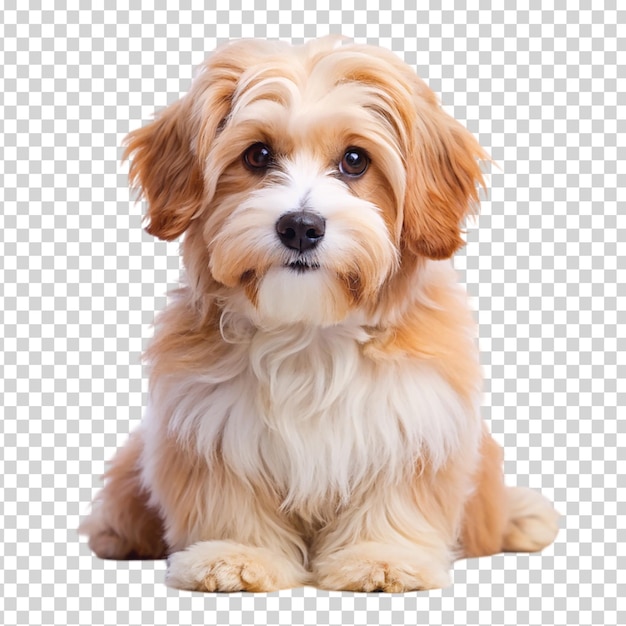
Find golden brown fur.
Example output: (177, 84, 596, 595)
(80, 37, 559, 592)
(79, 432, 167, 560)
(460, 428, 509, 558)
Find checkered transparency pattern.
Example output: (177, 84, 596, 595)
(0, 1, 622, 625)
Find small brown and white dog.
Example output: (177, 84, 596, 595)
(80, 37, 559, 592)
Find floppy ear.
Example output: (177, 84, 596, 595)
(123, 98, 207, 241)
(123, 43, 248, 241)
(402, 96, 487, 260)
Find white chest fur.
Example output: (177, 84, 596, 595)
(147, 321, 478, 517)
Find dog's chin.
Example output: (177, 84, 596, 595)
(254, 265, 352, 328)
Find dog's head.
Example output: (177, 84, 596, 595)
(126, 37, 486, 327)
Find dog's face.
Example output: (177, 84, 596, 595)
(126, 38, 485, 326)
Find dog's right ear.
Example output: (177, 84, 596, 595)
(123, 97, 206, 241)
(123, 44, 247, 241)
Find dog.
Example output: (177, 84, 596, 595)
(79, 37, 559, 592)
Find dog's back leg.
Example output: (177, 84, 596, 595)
(460, 430, 559, 558)
(79, 431, 168, 559)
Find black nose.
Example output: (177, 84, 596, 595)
(276, 211, 326, 252)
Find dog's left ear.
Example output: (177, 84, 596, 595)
(402, 91, 488, 260)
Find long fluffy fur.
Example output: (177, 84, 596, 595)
(80, 37, 559, 592)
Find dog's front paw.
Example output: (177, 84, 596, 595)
(166, 540, 309, 592)
(313, 542, 451, 592)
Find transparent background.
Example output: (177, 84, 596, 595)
(1, 1, 623, 625)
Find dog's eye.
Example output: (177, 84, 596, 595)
(339, 148, 369, 177)
(243, 143, 273, 171)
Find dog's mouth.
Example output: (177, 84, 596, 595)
(286, 258, 321, 273)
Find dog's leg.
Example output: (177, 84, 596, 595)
(139, 434, 310, 592)
(79, 432, 167, 560)
(461, 431, 559, 557)
(162, 474, 311, 592)
(164, 495, 311, 593)
(460, 430, 509, 557)
(501, 486, 560, 553)
(310, 462, 473, 592)
(312, 539, 452, 592)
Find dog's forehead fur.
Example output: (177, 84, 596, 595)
(197, 38, 419, 153)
